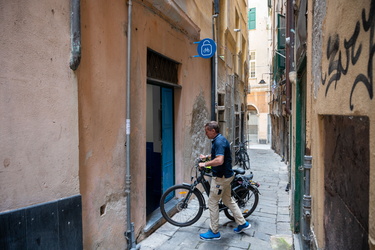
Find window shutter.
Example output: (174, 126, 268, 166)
(248, 8, 256, 30)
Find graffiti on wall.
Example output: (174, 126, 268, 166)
(321, 0, 374, 110)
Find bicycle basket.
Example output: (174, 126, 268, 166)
(233, 176, 251, 190)
(232, 178, 248, 198)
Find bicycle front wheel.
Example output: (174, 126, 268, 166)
(224, 185, 259, 221)
(160, 184, 204, 227)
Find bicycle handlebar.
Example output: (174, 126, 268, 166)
(193, 158, 213, 177)
(233, 141, 249, 146)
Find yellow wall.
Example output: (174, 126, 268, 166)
(306, 0, 375, 248)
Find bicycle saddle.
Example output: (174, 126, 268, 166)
(233, 168, 245, 175)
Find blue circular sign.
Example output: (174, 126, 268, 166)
(197, 38, 217, 58)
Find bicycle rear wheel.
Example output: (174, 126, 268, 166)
(234, 150, 240, 166)
(241, 152, 250, 170)
(160, 184, 204, 227)
(224, 186, 259, 221)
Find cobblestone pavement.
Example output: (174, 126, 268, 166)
(139, 144, 294, 250)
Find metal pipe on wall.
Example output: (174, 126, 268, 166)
(125, 1, 139, 249)
(285, 0, 295, 115)
(211, 0, 219, 121)
(69, 0, 81, 71)
(302, 155, 312, 248)
(211, 14, 218, 121)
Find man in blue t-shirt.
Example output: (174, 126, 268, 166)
(198, 121, 251, 240)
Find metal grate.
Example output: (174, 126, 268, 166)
(147, 49, 179, 84)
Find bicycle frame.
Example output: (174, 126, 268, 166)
(180, 168, 211, 209)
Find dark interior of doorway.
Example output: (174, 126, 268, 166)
(146, 84, 162, 216)
(323, 115, 369, 250)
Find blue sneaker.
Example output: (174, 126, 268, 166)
(200, 229, 221, 240)
(234, 221, 251, 233)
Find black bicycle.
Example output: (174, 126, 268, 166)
(159, 158, 260, 227)
(234, 141, 250, 170)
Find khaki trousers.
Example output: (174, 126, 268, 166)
(208, 175, 246, 233)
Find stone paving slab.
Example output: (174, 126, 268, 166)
(139, 145, 295, 250)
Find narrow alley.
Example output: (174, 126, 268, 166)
(139, 144, 295, 250)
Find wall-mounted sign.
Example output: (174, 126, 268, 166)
(194, 38, 217, 59)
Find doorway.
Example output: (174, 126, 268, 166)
(294, 68, 306, 234)
(146, 84, 175, 216)
(247, 105, 258, 143)
(323, 115, 369, 250)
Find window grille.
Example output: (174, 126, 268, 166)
(147, 49, 179, 84)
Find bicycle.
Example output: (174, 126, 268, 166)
(234, 141, 250, 170)
(159, 158, 260, 227)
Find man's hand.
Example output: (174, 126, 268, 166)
(199, 154, 207, 161)
(198, 162, 206, 169)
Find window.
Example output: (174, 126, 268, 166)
(235, 114, 240, 145)
(277, 15, 286, 70)
(248, 8, 256, 30)
(218, 93, 225, 106)
(147, 49, 179, 84)
(250, 51, 256, 78)
(277, 14, 286, 49)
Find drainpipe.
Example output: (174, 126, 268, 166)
(125, 1, 138, 249)
(69, 0, 81, 71)
(302, 155, 312, 249)
(211, 10, 219, 121)
(285, 0, 294, 115)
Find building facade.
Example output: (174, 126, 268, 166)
(0, 0, 249, 249)
(270, 0, 375, 249)
(247, 0, 274, 145)
(216, 0, 249, 147)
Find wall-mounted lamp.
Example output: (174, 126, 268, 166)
(259, 73, 273, 84)
(289, 71, 297, 85)
(259, 79, 266, 84)
(234, 28, 241, 32)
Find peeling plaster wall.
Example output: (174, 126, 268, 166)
(0, 0, 79, 211)
(189, 92, 210, 159)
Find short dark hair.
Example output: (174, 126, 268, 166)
(205, 121, 220, 133)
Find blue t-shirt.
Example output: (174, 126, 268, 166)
(211, 134, 233, 178)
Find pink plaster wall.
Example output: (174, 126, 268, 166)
(0, 0, 79, 211)
(78, 0, 127, 248)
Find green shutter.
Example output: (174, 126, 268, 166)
(248, 8, 256, 30)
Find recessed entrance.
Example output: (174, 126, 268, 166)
(146, 49, 178, 217)
(323, 115, 369, 250)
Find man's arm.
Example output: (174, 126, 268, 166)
(198, 155, 224, 168)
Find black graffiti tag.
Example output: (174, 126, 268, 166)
(322, 0, 374, 110)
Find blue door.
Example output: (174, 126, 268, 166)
(161, 88, 174, 196)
